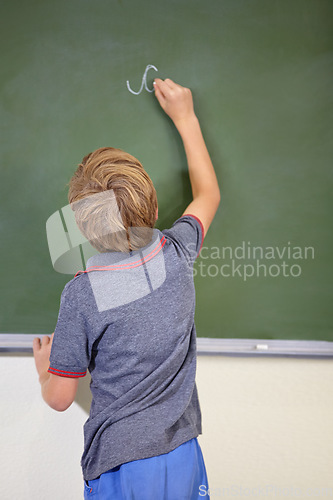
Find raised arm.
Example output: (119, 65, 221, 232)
(154, 78, 220, 236)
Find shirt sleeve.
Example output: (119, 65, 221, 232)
(162, 214, 204, 265)
(48, 281, 90, 378)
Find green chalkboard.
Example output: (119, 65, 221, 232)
(1, 0, 332, 340)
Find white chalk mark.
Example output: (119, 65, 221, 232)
(126, 64, 158, 95)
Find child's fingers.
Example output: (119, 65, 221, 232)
(163, 79, 187, 93)
(33, 337, 41, 352)
(154, 78, 174, 97)
(154, 78, 165, 95)
(155, 78, 190, 101)
(41, 335, 51, 347)
(163, 78, 175, 89)
(154, 78, 194, 123)
(154, 78, 180, 111)
(154, 80, 166, 108)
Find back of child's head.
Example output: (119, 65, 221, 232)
(68, 147, 158, 253)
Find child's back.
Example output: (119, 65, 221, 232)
(51, 215, 203, 481)
(34, 78, 220, 499)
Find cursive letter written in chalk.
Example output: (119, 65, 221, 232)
(126, 64, 158, 95)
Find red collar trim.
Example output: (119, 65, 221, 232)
(74, 235, 166, 277)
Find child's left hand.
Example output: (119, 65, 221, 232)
(33, 333, 54, 381)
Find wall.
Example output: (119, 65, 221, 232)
(1, 354, 333, 500)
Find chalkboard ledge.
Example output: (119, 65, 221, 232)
(0, 334, 333, 358)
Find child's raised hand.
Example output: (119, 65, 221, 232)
(154, 78, 195, 127)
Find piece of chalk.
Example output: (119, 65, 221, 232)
(256, 344, 268, 350)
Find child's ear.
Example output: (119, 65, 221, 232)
(155, 208, 158, 220)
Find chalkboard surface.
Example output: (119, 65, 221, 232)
(1, 0, 332, 340)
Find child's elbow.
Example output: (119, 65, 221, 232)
(42, 373, 78, 412)
(212, 188, 221, 212)
(54, 403, 73, 412)
(47, 397, 74, 412)
(42, 386, 75, 411)
(215, 189, 221, 207)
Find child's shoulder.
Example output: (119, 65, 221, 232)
(162, 214, 204, 260)
(162, 214, 204, 235)
(60, 272, 90, 301)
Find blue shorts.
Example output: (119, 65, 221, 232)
(83, 438, 209, 499)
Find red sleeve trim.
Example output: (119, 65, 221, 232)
(48, 367, 86, 378)
(181, 213, 205, 255)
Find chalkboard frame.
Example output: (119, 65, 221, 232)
(1, 334, 333, 358)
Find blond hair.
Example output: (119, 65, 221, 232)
(68, 147, 158, 253)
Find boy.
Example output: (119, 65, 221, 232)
(33, 78, 220, 499)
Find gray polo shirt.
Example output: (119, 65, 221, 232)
(49, 214, 204, 481)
